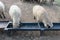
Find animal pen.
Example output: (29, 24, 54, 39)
(0, 0, 60, 36)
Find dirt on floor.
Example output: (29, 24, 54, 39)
(0, 0, 60, 22)
(0, 0, 60, 40)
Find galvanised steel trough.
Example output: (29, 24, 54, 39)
(4, 21, 60, 31)
(0, 21, 60, 36)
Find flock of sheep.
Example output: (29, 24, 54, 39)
(0, 1, 53, 28)
(22, 0, 54, 5)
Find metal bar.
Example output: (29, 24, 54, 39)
(40, 31, 45, 36)
(1, 21, 60, 36)
(0, 21, 9, 28)
(4, 22, 60, 31)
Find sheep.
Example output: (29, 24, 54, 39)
(41, 0, 46, 4)
(46, 0, 54, 5)
(39, 0, 43, 4)
(32, 0, 46, 4)
(37, 0, 54, 5)
(33, 5, 53, 28)
(0, 1, 6, 19)
(9, 5, 21, 28)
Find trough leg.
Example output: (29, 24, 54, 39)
(5, 30, 12, 36)
(40, 31, 44, 36)
(7, 30, 17, 36)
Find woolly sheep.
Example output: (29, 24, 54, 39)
(32, 0, 46, 4)
(39, 0, 44, 3)
(33, 5, 53, 28)
(9, 5, 21, 28)
(0, 1, 5, 19)
(38, 0, 54, 4)
(36, 0, 54, 5)
(46, 0, 54, 5)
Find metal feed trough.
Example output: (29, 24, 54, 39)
(0, 21, 60, 36)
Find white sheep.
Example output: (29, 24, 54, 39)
(9, 5, 21, 28)
(39, 0, 43, 3)
(33, 5, 53, 28)
(38, 0, 54, 5)
(0, 1, 5, 19)
(46, 0, 54, 5)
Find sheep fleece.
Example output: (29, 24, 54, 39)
(9, 5, 21, 28)
(33, 5, 53, 28)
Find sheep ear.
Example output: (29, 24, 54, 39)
(34, 16, 36, 19)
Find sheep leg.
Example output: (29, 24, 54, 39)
(38, 0, 40, 3)
(43, 20, 48, 28)
(43, 0, 46, 4)
(13, 18, 20, 28)
(2, 12, 6, 19)
(50, 0, 54, 5)
(33, 0, 34, 2)
(47, 20, 53, 28)
(38, 21, 40, 28)
(0, 14, 2, 18)
(37, 17, 40, 27)
(19, 21, 22, 28)
(34, 16, 36, 19)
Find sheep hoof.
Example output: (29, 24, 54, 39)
(45, 25, 52, 28)
(47, 25, 50, 28)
